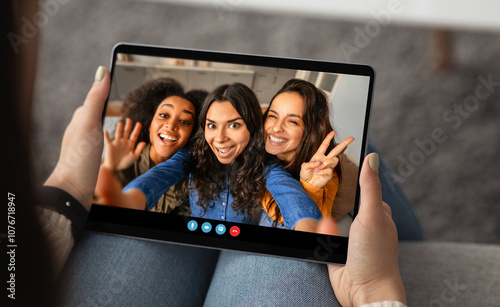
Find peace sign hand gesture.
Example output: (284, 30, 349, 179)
(102, 117, 146, 173)
(300, 131, 355, 189)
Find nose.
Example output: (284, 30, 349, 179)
(215, 127, 228, 143)
(164, 118, 178, 131)
(272, 119, 284, 133)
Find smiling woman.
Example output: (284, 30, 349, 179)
(189, 83, 265, 219)
(94, 77, 207, 213)
(149, 96, 196, 165)
(205, 101, 250, 164)
(118, 83, 322, 230)
(261, 79, 355, 226)
(264, 91, 306, 162)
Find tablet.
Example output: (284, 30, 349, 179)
(87, 43, 374, 265)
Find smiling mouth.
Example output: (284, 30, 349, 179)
(268, 135, 287, 144)
(215, 146, 235, 158)
(159, 134, 178, 144)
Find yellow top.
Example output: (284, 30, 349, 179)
(261, 171, 339, 225)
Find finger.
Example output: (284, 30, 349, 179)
(124, 117, 133, 138)
(114, 120, 124, 140)
(313, 168, 333, 179)
(302, 161, 322, 172)
(319, 157, 339, 170)
(134, 142, 147, 159)
(314, 131, 336, 157)
(129, 121, 143, 143)
(317, 217, 340, 236)
(358, 153, 383, 219)
(82, 66, 110, 123)
(326, 137, 355, 159)
(104, 130, 112, 145)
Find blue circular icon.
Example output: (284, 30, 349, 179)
(215, 224, 226, 235)
(187, 220, 198, 231)
(201, 222, 212, 233)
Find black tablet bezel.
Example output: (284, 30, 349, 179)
(87, 42, 375, 265)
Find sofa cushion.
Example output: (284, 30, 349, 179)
(398, 241, 500, 306)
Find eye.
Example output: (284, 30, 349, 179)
(266, 114, 277, 119)
(180, 119, 191, 126)
(207, 123, 216, 129)
(288, 120, 299, 126)
(229, 122, 241, 129)
(159, 113, 169, 119)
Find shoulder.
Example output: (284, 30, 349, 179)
(264, 163, 287, 177)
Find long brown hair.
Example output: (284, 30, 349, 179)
(188, 83, 266, 217)
(263, 79, 343, 225)
(264, 78, 342, 181)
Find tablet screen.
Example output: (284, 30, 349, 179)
(88, 43, 374, 264)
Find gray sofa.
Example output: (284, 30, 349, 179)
(399, 242, 500, 305)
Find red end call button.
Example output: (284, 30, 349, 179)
(229, 226, 240, 237)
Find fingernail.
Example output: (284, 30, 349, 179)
(94, 66, 105, 82)
(369, 153, 379, 172)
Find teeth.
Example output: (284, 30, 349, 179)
(217, 147, 234, 154)
(269, 135, 286, 143)
(160, 134, 177, 141)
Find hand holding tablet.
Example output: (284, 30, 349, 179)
(40, 54, 405, 305)
(86, 43, 375, 264)
(323, 153, 407, 306)
(44, 66, 110, 212)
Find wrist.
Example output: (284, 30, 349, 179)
(300, 178, 325, 191)
(35, 185, 89, 242)
(44, 166, 92, 212)
(101, 162, 117, 173)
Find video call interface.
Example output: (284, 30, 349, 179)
(94, 51, 371, 240)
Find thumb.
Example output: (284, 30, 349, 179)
(83, 66, 110, 120)
(358, 153, 383, 219)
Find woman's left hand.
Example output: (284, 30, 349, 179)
(44, 66, 110, 211)
(300, 131, 354, 189)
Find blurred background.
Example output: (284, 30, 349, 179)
(29, 0, 500, 243)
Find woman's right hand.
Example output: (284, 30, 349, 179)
(318, 153, 407, 306)
(300, 131, 354, 189)
(102, 117, 146, 172)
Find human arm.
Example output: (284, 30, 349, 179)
(318, 153, 407, 306)
(264, 164, 322, 231)
(94, 117, 146, 204)
(122, 147, 190, 210)
(300, 175, 339, 217)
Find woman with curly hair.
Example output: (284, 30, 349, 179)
(261, 78, 355, 227)
(94, 77, 207, 213)
(118, 83, 322, 230)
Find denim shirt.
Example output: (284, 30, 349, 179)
(188, 177, 252, 224)
(123, 148, 322, 229)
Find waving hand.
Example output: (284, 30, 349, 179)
(102, 117, 146, 172)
